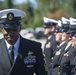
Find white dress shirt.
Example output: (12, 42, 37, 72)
(5, 36, 20, 61)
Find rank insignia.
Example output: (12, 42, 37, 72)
(24, 51, 36, 64)
(64, 53, 69, 56)
(46, 42, 51, 48)
(55, 51, 61, 55)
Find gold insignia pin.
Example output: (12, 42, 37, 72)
(7, 13, 14, 20)
(64, 53, 69, 56)
(46, 42, 51, 48)
(55, 51, 61, 55)
(8, 14, 13, 20)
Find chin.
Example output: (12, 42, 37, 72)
(7, 40, 15, 44)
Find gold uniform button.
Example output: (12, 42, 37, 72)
(51, 57, 53, 60)
(43, 54, 45, 56)
(58, 72, 60, 75)
(58, 66, 60, 68)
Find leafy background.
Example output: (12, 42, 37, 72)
(0, 0, 76, 29)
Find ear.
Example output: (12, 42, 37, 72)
(51, 26, 55, 32)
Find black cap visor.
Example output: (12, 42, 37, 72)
(0, 23, 20, 28)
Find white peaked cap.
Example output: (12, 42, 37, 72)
(43, 17, 50, 23)
(61, 17, 69, 24)
(43, 17, 58, 24)
(0, 9, 26, 18)
(70, 17, 76, 25)
(57, 20, 62, 27)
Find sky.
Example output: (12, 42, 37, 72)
(0, 0, 38, 9)
(13, 0, 37, 8)
(0, 0, 27, 4)
(13, 0, 37, 5)
(13, 0, 27, 4)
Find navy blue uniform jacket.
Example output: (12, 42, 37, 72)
(0, 36, 47, 75)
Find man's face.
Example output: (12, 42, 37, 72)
(2, 26, 21, 45)
(55, 32, 62, 43)
(71, 36, 76, 48)
(44, 26, 55, 35)
(61, 32, 69, 42)
(44, 28, 52, 35)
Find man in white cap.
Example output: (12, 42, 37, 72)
(43, 17, 60, 75)
(0, 9, 47, 75)
(59, 17, 76, 75)
(51, 17, 72, 75)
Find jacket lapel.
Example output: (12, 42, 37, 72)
(8, 53, 24, 75)
(0, 39, 11, 72)
(8, 36, 28, 75)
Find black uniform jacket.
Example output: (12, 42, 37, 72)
(51, 42, 67, 75)
(0, 36, 47, 75)
(44, 34, 60, 69)
(68, 48, 76, 75)
(60, 45, 75, 75)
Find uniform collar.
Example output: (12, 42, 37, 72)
(59, 41, 66, 46)
(5, 36, 20, 50)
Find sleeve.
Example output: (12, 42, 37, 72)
(44, 39, 53, 69)
(35, 43, 47, 75)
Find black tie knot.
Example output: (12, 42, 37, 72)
(10, 45, 14, 51)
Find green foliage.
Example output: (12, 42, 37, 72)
(67, 0, 76, 18)
(0, 0, 76, 29)
(5, 0, 13, 8)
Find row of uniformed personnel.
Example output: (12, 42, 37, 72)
(0, 9, 47, 75)
(43, 17, 76, 75)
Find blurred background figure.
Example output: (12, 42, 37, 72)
(51, 17, 71, 75)
(55, 20, 63, 44)
(43, 17, 60, 75)
(59, 17, 76, 75)
(34, 27, 46, 39)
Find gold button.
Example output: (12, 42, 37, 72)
(43, 54, 45, 56)
(51, 57, 53, 60)
(58, 72, 60, 74)
(58, 66, 60, 68)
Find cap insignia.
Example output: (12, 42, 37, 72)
(50, 23, 52, 25)
(7, 13, 14, 21)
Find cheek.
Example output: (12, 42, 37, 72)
(72, 39, 76, 46)
(14, 31, 20, 37)
(74, 42, 76, 45)
(72, 37, 76, 41)
(62, 36, 66, 39)
(44, 29, 49, 34)
(74, 39, 76, 43)
(2, 30, 8, 36)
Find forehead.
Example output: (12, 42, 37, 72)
(62, 32, 67, 35)
(72, 36, 76, 38)
(72, 37, 76, 40)
(2, 26, 20, 30)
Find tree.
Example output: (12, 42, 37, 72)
(5, 0, 13, 8)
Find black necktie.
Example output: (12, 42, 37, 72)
(9, 45, 14, 64)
